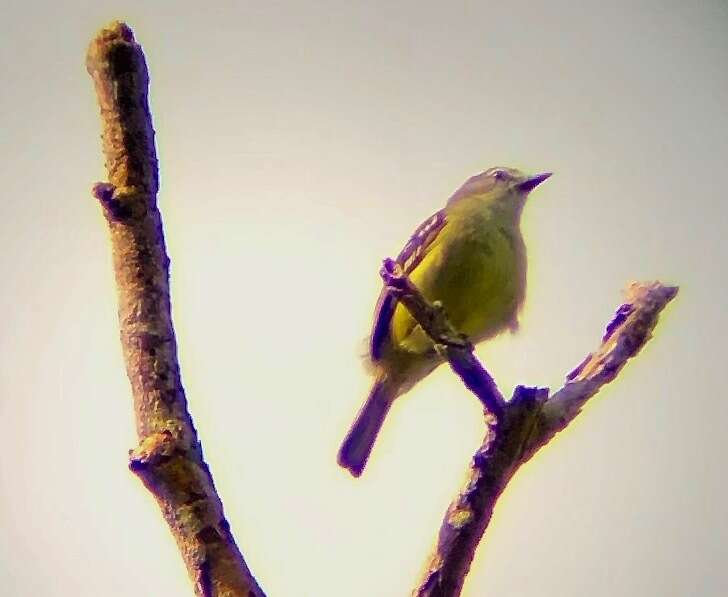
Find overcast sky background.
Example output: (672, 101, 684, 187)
(2, 1, 727, 596)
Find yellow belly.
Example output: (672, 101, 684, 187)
(387, 218, 525, 370)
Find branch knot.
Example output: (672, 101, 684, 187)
(128, 430, 181, 472)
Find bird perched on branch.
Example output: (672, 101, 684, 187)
(338, 167, 551, 477)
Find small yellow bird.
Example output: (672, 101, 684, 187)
(338, 167, 551, 476)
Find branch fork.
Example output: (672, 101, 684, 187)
(377, 262, 678, 597)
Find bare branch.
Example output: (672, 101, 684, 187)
(380, 258, 505, 418)
(411, 280, 677, 597)
(87, 21, 265, 597)
(524, 282, 679, 459)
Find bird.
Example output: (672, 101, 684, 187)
(337, 166, 551, 477)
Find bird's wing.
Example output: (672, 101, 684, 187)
(370, 209, 447, 360)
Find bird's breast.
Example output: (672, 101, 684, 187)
(406, 215, 526, 345)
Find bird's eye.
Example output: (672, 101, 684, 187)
(492, 169, 509, 181)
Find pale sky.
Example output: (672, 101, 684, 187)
(2, 2, 727, 596)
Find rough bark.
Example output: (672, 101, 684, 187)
(387, 271, 679, 597)
(87, 21, 265, 597)
(86, 19, 678, 597)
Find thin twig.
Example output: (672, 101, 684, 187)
(380, 257, 505, 418)
(87, 21, 265, 597)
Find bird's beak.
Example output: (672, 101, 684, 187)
(518, 172, 552, 193)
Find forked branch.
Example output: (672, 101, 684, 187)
(385, 266, 678, 597)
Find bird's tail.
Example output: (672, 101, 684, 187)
(338, 376, 395, 477)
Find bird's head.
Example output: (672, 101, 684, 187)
(447, 167, 552, 214)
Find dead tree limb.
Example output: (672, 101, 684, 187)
(86, 21, 265, 597)
(383, 265, 678, 597)
(86, 18, 678, 597)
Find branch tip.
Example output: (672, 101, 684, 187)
(86, 20, 136, 75)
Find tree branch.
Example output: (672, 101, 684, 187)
(381, 258, 505, 419)
(391, 269, 679, 597)
(87, 21, 265, 597)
